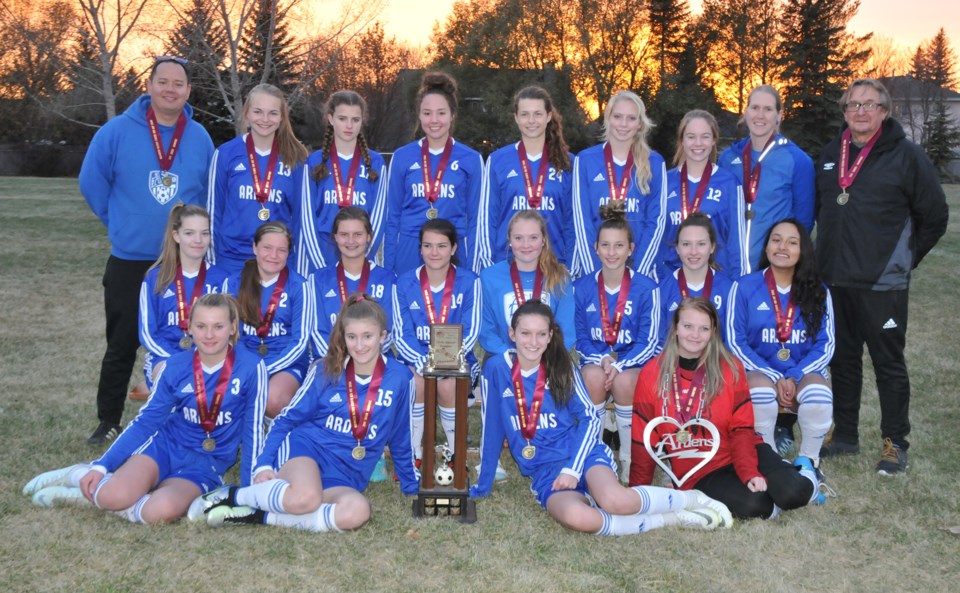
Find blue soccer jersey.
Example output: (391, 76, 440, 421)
(224, 268, 313, 375)
(253, 356, 419, 494)
(481, 143, 574, 266)
(573, 269, 660, 370)
(571, 143, 667, 279)
(656, 164, 748, 280)
(657, 268, 735, 346)
(478, 260, 575, 355)
(383, 139, 485, 275)
(725, 270, 835, 383)
(93, 348, 268, 486)
(473, 352, 603, 497)
(392, 265, 481, 376)
(311, 261, 396, 357)
(207, 135, 309, 274)
(300, 148, 387, 274)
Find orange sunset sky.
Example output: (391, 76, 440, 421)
(376, 0, 958, 54)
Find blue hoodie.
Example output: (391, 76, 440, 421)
(79, 95, 214, 260)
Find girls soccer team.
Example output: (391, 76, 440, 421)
(26, 74, 831, 533)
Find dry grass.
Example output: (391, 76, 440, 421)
(1, 177, 958, 593)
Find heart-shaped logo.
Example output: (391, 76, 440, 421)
(642, 416, 720, 487)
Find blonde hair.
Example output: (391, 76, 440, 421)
(150, 203, 210, 294)
(241, 84, 308, 167)
(672, 110, 719, 168)
(603, 91, 655, 194)
(508, 209, 569, 297)
(189, 293, 241, 347)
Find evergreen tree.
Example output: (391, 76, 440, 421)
(914, 29, 960, 176)
(167, 0, 233, 143)
(924, 102, 960, 177)
(776, 0, 870, 155)
(647, 0, 691, 91)
(239, 0, 301, 95)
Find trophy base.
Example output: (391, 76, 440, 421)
(413, 489, 477, 524)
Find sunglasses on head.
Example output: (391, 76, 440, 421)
(154, 55, 189, 65)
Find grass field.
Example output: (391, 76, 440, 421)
(1, 177, 958, 593)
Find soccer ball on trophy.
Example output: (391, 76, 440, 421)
(434, 464, 454, 487)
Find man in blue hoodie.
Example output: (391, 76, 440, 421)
(79, 56, 214, 445)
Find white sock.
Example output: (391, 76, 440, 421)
(796, 385, 833, 460)
(236, 479, 289, 513)
(750, 387, 778, 446)
(614, 404, 633, 464)
(594, 402, 607, 425)
(68, 465, 92, 488)
(113, 494, 150, 524)
(595, 509, 665, 536)
(439, 406, 457, 449)
(412, 403, 425, 459)
(767, 504, 782, 520)
(631, 485, 686, 515)
(266, 503, 341, 533)
(91, 473, 114, 508)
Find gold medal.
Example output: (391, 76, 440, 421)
(521, 444, 536, 460)
(162, 174, 173, 187)
(837, 192, 849, 205)
(676, 428, 691, 445)
(745, 209, 755, 220)
(179, 335, 192, 350)
(352, 445, 366, 460)
(257, 342, 268, 356)
(202, 437, 216, 452)
(426, 207, 438, 220)
(258, 208, 270, 221)
(777, 348, 791, 362)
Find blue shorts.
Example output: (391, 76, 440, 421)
(280, 429, 366, 492)
(274, 352, 311, 383)
(530, 442, 617, 508)
(137, 438, 231, 494)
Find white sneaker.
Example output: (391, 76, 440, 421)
(186, 485, 236, 523)
(474, 461, 509, 481)
(672, 508, 722, 531)
(32, 486, 91, 508)
(687, 490, 734, 529)
(23, 464, 87, 496)
(206, 505, 260, 527)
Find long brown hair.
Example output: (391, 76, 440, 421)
(513, 86, 571, 172)
(672, 109, 719, 167)
(310, 90, 379, 183)
(415, 71, 458, 135)
(150, 203, 210, 294)
(324, 293, 388, 378)
(508, 210, 568, 296)
(238, 222, 293, 326)
(603, 91, 655, 194)
(656, 298, 740, 406)
(511, 300, 574, 406)
(240, 84, 308, 167)
(189, 293, 241, 347)
(675, 212, 719, 271)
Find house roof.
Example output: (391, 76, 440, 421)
(880, 75, 960, 101)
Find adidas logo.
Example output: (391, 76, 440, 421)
(507, 170, 519, 178)
(330, 393, 343, 403)
(163, 288, 175, 298)
(882, 318, 898, 329)
(502, 388, 513, 399)
(410, 162, 421, 170)
(823, 162, 836, 171)
(757, 302, 770, 311)
(668, 302, 678, 311)
(730, 157, 742, 165)
(586, 303, 597, 312)
(410, 302, 421, 310)
(593, 173, 605, 182)
(234, 163, 246, 172)
(324, 289, 336, 298)
(667, 191, 678, 199)
(181, 384, 195, 393)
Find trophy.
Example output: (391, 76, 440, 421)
(413, 323, 476, 523)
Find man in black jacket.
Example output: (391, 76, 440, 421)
(815, 78, 948, 475)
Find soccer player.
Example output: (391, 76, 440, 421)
(208, 84, 309, 276)
(718, 85, 815, 270)
(573, 200, 660, 481)
(300, 90, 387, 273)
(726, 220, 835, 469)
(393, 219, 481, 458)
(383, 71, 485, 275)
(138, 204, 229, 395)
(572, 90, 666, 279)
(24, 294, 267, 524)
(655, 109, 746, 281)
(189, 295, 418, 532)
(224, 222, 313, 418)
(631, 298, 820, 519)
(80, 55, 214, 445)
(472, 301, 732, 535)
(482, 86, 575, 267)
